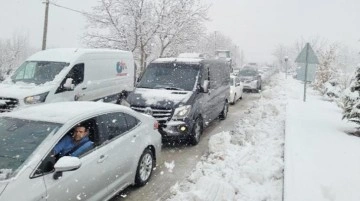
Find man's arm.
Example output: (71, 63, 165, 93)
(53, 135, 71, 156)
(70, 141, 94, 157)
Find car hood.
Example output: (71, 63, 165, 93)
(0, 82, 53, 99)
(127, 88, 193, 108)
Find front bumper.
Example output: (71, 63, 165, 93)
(159, 119, 193, 141)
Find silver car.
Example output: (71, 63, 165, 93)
(237, 66, 262, 92)
(0, 102, 161, 201)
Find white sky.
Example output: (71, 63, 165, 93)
(0, 0, 359, 63)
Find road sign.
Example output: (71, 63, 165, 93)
(295, 43, 319, 64)
(295, 43, 319, 102)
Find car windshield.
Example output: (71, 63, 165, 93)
(137, 63, 200, 91)
(11, 61, 68, 85)
(0, 117, 61, 180)
(239, 69, 258, 76)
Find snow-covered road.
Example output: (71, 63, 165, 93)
(167, 74, 286, 201)
(111, 90, 263, 201)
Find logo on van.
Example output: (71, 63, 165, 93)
(116, 61, 128, 76)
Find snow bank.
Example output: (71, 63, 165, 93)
(284, 78, 360, 201)
(168, 74, 286, 201)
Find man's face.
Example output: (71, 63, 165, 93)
(73, 126, 88, 141)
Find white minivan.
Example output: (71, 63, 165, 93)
(0, 48, 135, 112)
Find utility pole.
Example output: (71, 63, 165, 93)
(42, 0, 50, 50)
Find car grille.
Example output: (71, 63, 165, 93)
(130, 106, 173, 125)
(0, 97, 19, 112)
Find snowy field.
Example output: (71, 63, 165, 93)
(167, 74, 287, 201)
(284, 78, 360, 201)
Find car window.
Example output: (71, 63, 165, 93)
(103, 112, 128, 140)
(55, 63, 84, 93)
(34, 118, 100, 177)
(123, 113, 140, 130)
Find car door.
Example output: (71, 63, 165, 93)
(54, 63, 86, 102)
(198, 65, 215, 124)
(208, 63, 225, 120)
(41, 117, 110, 201)
(98, 112, 142, 195)
(235, 77, 242, 99)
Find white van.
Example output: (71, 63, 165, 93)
(0, 48, 135, 112)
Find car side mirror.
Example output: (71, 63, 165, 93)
(63, 78, 75, 90)
(202, 80, 209, 93)
(53, 156, 81, 180)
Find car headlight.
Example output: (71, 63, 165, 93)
(173, 105, 191, 119)
(24, 92, 49, 104)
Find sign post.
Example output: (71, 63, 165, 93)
(295, 43, 319, 102)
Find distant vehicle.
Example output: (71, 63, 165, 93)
(244, 63, 258, 69)
(127, 57, 230, 145)
(237, 67, 262, 92)
(232, 67, 241, 76)
(229, 75, 243, 104)
(215, 50, 232, 71)
(0, 101, 161, 201)
(0, 48, 135, 112)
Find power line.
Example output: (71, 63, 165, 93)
(48, 1, 91, 17)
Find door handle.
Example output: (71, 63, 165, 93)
(97, 155, 108, 163)
(82, 87, 87, 90)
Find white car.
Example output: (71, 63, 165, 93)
(229, 75, 243, 104)
(0, 101, 162, 201)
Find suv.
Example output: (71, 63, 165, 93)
(237, 66, 262, 92)
(127, 57, 230, 145)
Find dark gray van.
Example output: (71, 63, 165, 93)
(126, 57, 230, 145)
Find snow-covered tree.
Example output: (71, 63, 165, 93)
(313, 43, 339, 91)
(0, 34, 34, 81)
(155, 0, 208, 58)
(84, 0, 209, 72)
(342, 65, 360, 124)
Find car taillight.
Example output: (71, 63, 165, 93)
(154, 121, 159, 130)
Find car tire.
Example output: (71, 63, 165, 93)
(134, 148, 154, 187)
(239, 94, 243, 100)
(219, 101, 228, 120)
(189, 117, 203, 145)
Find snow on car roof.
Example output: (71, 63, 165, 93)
(178, 53, 205, 58)
(27, 48, 129, 63)
(153, 57, 203, 64)
(2, 102, 126, 124)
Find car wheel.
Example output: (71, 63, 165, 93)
(134, 149, 154, 187)
(239, 93, 243, 100)
(189, 117, 203, 145)
(219, 101, 228, 120)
